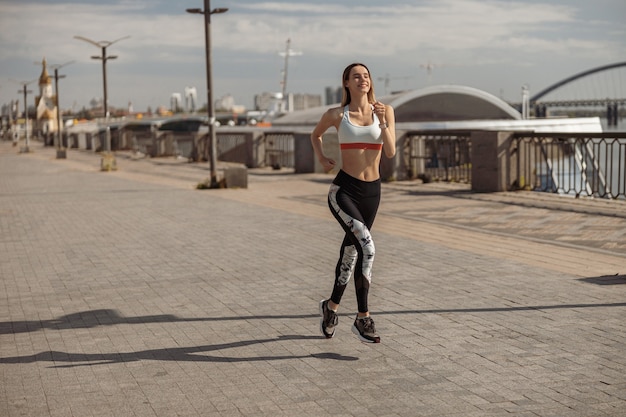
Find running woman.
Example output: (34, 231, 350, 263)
(311, 63, 396, 343)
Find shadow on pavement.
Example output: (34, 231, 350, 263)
(3, 302, 625, 367)
(3, 302, 626, 336)
(578, 274, 626, 285)
(0, 334, 359, 367)
(0, 309, 318, 335)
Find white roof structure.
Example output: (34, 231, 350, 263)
(272, 84, 602, 133)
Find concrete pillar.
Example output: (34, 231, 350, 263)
(294, 132, 315, 173)
(470, 131, 514, 192)
(248, 131, 265, 168)
(381, 129, 406, 181)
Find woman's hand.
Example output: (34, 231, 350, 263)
(373, 101, 386, 123)
(319, 156, 336, 172)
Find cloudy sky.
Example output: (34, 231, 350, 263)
(1, 0, 625, 113)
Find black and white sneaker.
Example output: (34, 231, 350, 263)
(319, 299, 338, 338)
(351, 316, 380, 343)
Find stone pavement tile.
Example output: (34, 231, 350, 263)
(1, 141, 625, 417)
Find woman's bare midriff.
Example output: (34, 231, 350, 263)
(340, 148, 382, 181)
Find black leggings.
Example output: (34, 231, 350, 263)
(327, 170, 381, 313)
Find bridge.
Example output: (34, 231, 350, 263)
(511, 61, 626, 126)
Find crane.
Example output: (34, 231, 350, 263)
(420, 61, 444, 84)
(377, 74, 414, 95)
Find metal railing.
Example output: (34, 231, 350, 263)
(406, 131, 472, 183)
(263, 133, 294, 168)
(98, 126, 296, 168)
(512, 132, 626, 199)
(71, 122, 626, 199)
(216, 132, 249, 165)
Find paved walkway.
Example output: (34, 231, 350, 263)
(1, 141, 625, 417)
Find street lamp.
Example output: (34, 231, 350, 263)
(49, 61, 74, 158)
(16, 79, 36, 153)
(278, 38, 302, 113)
(187, 1, 228, 188)
(74, 35, 130, 155)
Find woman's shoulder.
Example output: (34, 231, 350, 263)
(313, 105, 344, 132)
(327, 105, 344, 114)
(322, 105, 344, 121)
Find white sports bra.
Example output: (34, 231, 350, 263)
(337, 105, 383, 150)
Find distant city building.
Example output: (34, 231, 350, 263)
(254, 92, 281, 112)
(1, 102, 12, 126)
(89, 97, 101, 109)
(87, 97, 109, 117)
(156, 105, 170, 116)
(184, 87, 197, 113)
(325, 87, 342, 105)
(231, 104, 246, 115)
(215, 94, 236, 111)
(35, 58, 58, 136)
(170, 93, 182, 112)
(254, 92, 321, 112)
(291, 93, 322, 111)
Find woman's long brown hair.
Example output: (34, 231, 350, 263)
(341, 63, 376, 106)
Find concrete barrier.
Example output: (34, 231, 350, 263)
(223, 166, 248, 188)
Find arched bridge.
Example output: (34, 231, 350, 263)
(515, 61, 626, 126)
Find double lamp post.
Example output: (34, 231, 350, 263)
(74, 35, 130, 156)
(49, 61, 74, 158)
(187, 0, 228, 188)
(73, 1, 225, 178)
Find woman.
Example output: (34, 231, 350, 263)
(311, 63, 396, 343)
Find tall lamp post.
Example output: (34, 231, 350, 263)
(278, 38, 302, 113)
(187, 1, 228, 188)
(49, 61, 74, 158)
(17, 80, 36, 153)
(74, 35, 130, 155)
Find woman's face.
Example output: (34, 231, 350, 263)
(345, 65, 371, 94)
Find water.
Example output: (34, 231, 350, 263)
(537, 136, 626, 199)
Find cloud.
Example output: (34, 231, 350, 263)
(213, 0, 614, 62)
(1, 0, 624, 110)
(0, 0, 616, 66)
(0, 0, 605, 63)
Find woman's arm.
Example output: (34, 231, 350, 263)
(310, 108, 340, 172)
(379, 104, 396, 158)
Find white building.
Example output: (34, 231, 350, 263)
(171, 93, 182, 112)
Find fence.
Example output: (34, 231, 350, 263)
(402, 130, 625, 199)
(106, 128, 297, 170)
(405, 131, 472, 183)
(215, 132, 249, 164)
(263, 133, 295, 168)
(61, 123, 626, 199)
(512, 132, 626, 199)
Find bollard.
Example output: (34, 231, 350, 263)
(223, 166, 248, 188)
(101, 153, 117, 171)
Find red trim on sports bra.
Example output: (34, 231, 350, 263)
(340, 143, 383, 150)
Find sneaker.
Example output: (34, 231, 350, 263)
(351, 316, 380, 343)
(319, 299, 338, 338)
